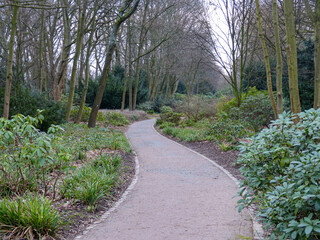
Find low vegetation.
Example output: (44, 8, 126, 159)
(0, 110, 132, 239)
(237, 109, 320, 239)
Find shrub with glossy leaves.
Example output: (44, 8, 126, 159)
(238, 109, 320, 240)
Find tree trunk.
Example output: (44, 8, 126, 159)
(53, 0, 71, 101)
(3, 3, 19, 119)
(272, 0, 283, 113)
(88, 0, 140, 128)
(76, 16, 96, 123)
(284, 0, 301, 115)
(133, 0, 149, 110)
(255, 0, 279, 119)
(66, 1, 86, 121)
(121, 24, 130, 112)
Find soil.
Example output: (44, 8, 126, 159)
(56, 151, 136, 240)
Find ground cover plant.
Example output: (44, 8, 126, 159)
(237, 109, 320, 240)
(156, 94, 255, 150)
(0, 112, 133, 239)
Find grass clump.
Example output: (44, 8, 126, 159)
(60, 154, 121, 209)
(0, 194, 61, 239)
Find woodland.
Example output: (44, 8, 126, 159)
(0, 0, 320, 239)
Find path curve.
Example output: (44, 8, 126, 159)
(76, 119, 253, 240)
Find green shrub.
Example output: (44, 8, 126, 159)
(0, 194, 61, 239)
(204, 117, 254, 144)
(60, 154, 121, 209)
(4, 87, 66, 131)
(70, 105, 92, 122)
(0, 112, 69, 196)
(238, 109, 320, 239)
(98, 112, 130, 126)
(137, 101, 154, 113)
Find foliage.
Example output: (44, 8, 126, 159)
(228, 91, 274, 131)
(70, 105, 92, 122)
(243, 40, 315, 111)
(97, 111, 130, 126)
(60, 154, 121, 209)
(82, 66, 149, 110)
(216, 88, 274, 131)
(204, 117, 254, 145)
(158, 107, 183, 126)
(0, 194, 61, 239)
(56, 123, 131, 156)
(173, 95, 217, 121)
(237, 109, 320, 239)
(0, 112, 69, 197)
(0, 87, 66, 131)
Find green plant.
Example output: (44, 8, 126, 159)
(0, 194, 61, 239)
(204, 117, 254, 144)
(97, 112, 130, 126)
(60, 154, 121, 209)
(0, 112, 69, 196)
(70, 105, 92, 122)
(237, 109, 320, 239)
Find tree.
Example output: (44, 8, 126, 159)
(255, 0, 279, 119)
(88, 0, 140, 128)
(284, 0, 301, 115)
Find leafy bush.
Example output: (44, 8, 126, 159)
(228, 92, 274, 131)
(137, 101, 154, 113)
(60, 154, 121, 209)
(0, 194, 61, 239)
(204, 117, 254, 145)
(216, 88, 274, 131)
(238, 109, 320, 239)
(1, 87, 67, 131)
(97, 111, 130, 126)
(0, 112, 69, 197)
(70, 105, 92, 122)
(159, 111, 183, 126)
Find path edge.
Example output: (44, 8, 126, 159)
(152, 123, 264, 240)
(74, 132, 140, 240)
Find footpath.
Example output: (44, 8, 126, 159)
(76, 119, 253, 240)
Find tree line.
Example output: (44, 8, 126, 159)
(0, 0, 220, 127)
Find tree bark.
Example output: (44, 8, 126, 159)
(133, 0, 149, 110)
(66, 0, 87, 121)
(88, 0, 140, 128)
(272, 0, 283, 113)
(53, 0, 71, 101)
(3, 3, 19, 119)
(284, 0, 301, 115)
(255, 0, 279, 119)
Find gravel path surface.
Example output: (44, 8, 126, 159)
(76, 119, 253, 240)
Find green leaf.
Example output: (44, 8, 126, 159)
(305, 226, 313, 235)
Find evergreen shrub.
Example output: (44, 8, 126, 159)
(238, 109, 320, 239)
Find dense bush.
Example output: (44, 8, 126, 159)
(158, 106, 183, 126)
(0, 87, 66, 131)
(0, 194, 61, 239)
(204, 117, 254, 145)
(238, 109, 320, 239)
(98, 111, 130, 126)
(217, 88, 274, 131)
(0, 113, 69, 197)
(70, 105, 92, 122)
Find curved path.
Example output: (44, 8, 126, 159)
(76, 119, 253, 240)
